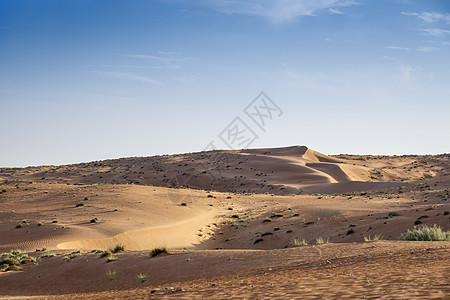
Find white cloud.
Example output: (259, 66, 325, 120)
(402, 11, 450, 23)
(418, 28, 450, 37)
(385, 46, 411, 51)
(96, 71, 160, 85)
(397, 63, 420, 82)
(416, 46, 439, 53)
(197, 0, 358, 22)
(328, 8, 344, 15)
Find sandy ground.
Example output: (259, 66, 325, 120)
(0, 146, 449, 298)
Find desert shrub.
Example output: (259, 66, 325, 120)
(262, 218, 272, 223)
(106, 255, 118, 262)
(364, 233, 383, 242)
(388, 212, 400, 217)
(37, 222, 43, 226)
(292, 238, 308, 246)
(315, 237, 330, 244)
(90, 218, 98, 223)
(137, 273, 147, 282)
(112, 244, 125, 253)
(41, 253, 56, 258)
(15, 223, 23, 229)
(150, 247, 169, 257)
(106, 269, 116, 281)
(100, 249, 112, 258)
(5, 264, 22, 271)
(400, 224, 450, 241)
(75, 203, 84, 207)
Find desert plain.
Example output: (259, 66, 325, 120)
(0, 145, 449, 299)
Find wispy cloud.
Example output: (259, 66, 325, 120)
(418, 28, 450, 37)
(96, 71, 160, 85)
(195, 0, 358, 22)
(385, 46, 439, 53)
(117, 51, 194, 69)
(402, 11, 450, 23)
(385, 46, 411, 51)
(416, 46, 439, 53)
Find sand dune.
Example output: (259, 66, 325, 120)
(1, 145, 437, 195)
(0, 146, 449, 299)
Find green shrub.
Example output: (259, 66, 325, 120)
(150, 247, 169, 257)
(364, 233, 384, 242)
(112, 244, 125, 253)
(292, 238, 308, 246)
(106, 255, 117, 262)
(106, 269, 116, 281)
(137, 273, 147, 283)
(100, 249, 112, 258)
(400, 224, 450, 241)
(315, 237, 330, 244)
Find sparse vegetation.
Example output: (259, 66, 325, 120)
(388, 212, 400, 217)
(292, 237, 308, 246)
(100, 249, 112, 258)
(41, 252, 56, 258)
(315, 237, 330, 244)
(400, 224, 450, 241)
(0, 249, 35, 272)
(106, 255, 118, 262)
(90, 217, 98, 223)
(106, 269, 116, 281)
(364, 233, 384, 242)
(150, 247, 169, 257)
(262, 218, 272, 223)
(112, 244, 125, 253)
(137, 273, 147, 283)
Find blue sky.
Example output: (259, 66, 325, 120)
(1, 0, 449, 167)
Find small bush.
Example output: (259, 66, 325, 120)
(106, 269, 116, 281)
(180, 203, 187, 206)
(262, 218, 272, 223)
(37, 222, 43, 226)
(364, 233, 383, 242)
(106, 255, 118, 262)
(15, 223, 23, 229)
(150, 247, 169, 257)
(137, 273, 147, 283)
(41, 253, 56, 258)
(100, 249, 112, 258)
(292, 238, 308, 246)
(315, 237, 330, 244)
(90, 218, 98, 223)
(388, 212, 400, 217)
(112, 244, 125, 253)
(6, 264, 22, 271)
(400, 225, 450, 241)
